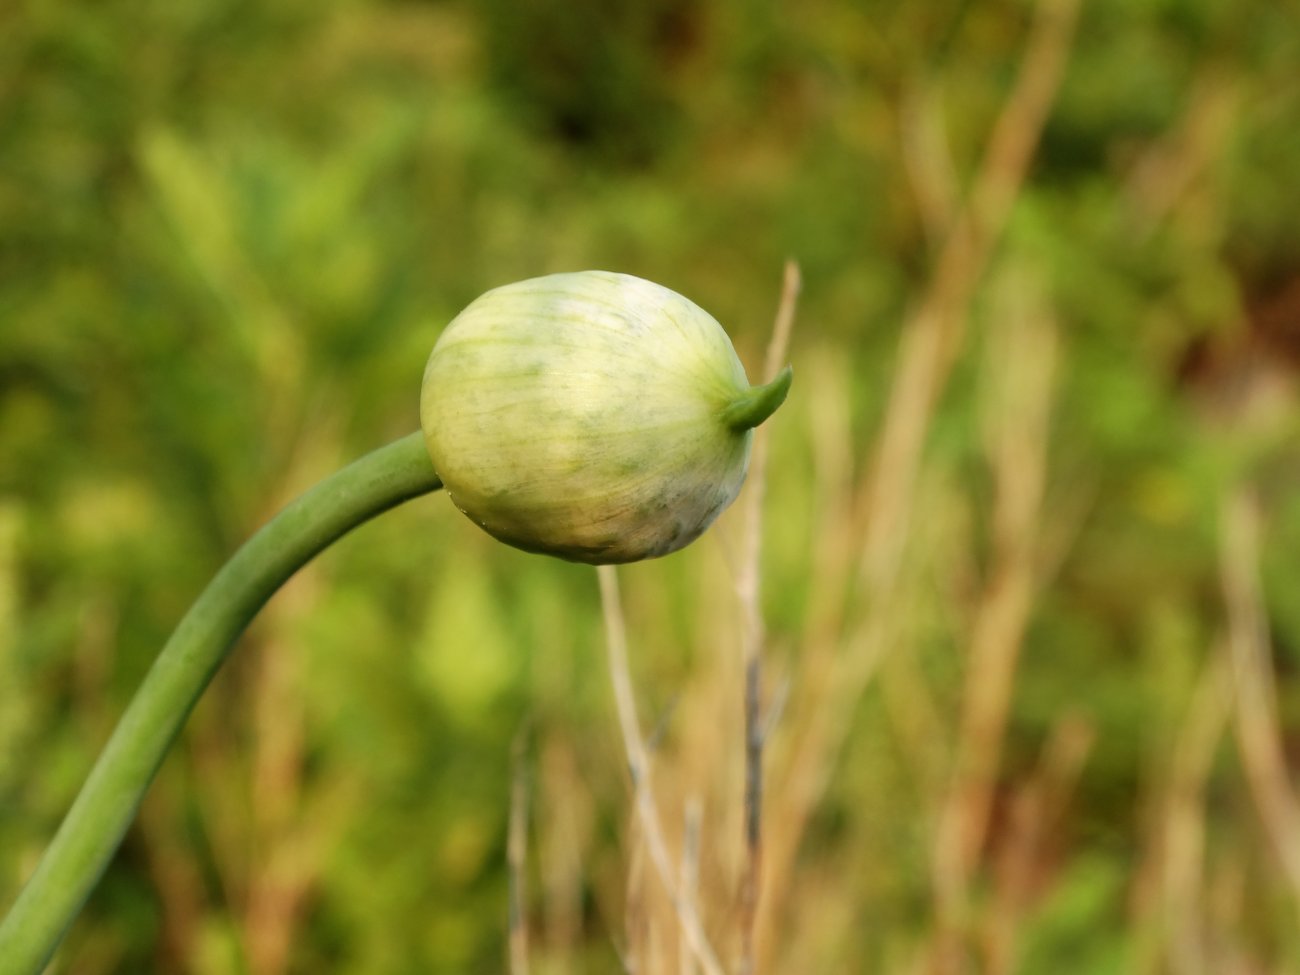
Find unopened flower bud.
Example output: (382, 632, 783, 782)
(420, 271, 791, 564)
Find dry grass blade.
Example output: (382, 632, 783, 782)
(1219, 487, 1300, 915)
(598, 564, 726, 975)
(680, 799, 703, 975)
(1124, 71, 1240, 236)
(737, 260, 802, 655)
(735, 261, 801, 975)
(930, 272, 1058, 957)
(985, 715, 1094, 975)
(509, 728, 531, 975)
(900, 75, 960, 246)
(761, 0, 1083, 951)
(1159, 653, 1232, 975)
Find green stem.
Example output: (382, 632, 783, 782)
(0, 432, 442, 975)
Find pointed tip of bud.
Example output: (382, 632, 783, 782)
(722, 365, 793, 432)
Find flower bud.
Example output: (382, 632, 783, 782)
(420, 271, 791, 564)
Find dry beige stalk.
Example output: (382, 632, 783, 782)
(759, 1, 1082, 964)
(929, 271, 1058, 962)
(680, 799, 703, 975)
(509, 729, 531, 975)
(736, 261, 801, 975)
(984, 715, 1094, 975)
(598, 564, 726, 975)
(1160, 654, 1232, 975)
(1219, 487, 1300, 918)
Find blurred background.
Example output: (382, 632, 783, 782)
(4, 0, 1300, 971)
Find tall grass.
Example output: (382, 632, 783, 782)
(512, 2, 1300, 972)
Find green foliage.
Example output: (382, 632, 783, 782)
(4, 0, 1300, 971)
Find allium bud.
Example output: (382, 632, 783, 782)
(420, 271, 791, 564)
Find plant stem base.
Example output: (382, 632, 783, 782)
(0, 432, 441, 975)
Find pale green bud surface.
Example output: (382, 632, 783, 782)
(420, 271, 791, 564)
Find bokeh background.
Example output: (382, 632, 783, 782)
(4, 0, 1300, 972)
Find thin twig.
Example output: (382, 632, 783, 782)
(930, 271, 1057, 954)
(1219, 486, 1300, 918)
(508, 726, 531, 975)
(598, 565, 727, 975)
(762, 0, 1082, 940)
(736, 260, 802, 649)
(739, 656, 764, 975)
(737, 261, 800, 975)
(1160, 653, 1232, 975)
(680, 799, 703, 975)
(984, 715, 1093, 975)
(625, 805, 647, 974)
(537, 738, 586, 971)
(1124, 71, 1239, 237)
(899, 73, 961, 247)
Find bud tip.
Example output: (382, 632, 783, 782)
(722, 365, 793, 432)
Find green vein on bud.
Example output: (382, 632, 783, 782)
(721, 365, 793, 432)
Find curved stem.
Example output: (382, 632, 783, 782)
(0, 432, 442, 974)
